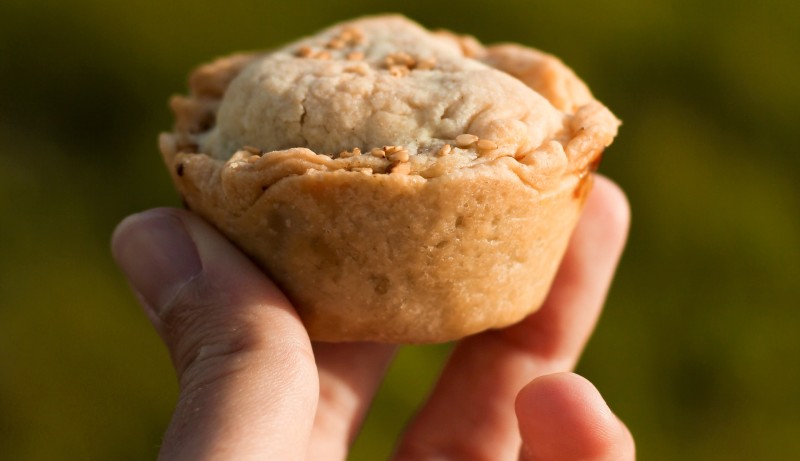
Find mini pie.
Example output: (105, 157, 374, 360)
(159, 15, 620, 343)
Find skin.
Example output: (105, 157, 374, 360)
(112, 174, 635, 461)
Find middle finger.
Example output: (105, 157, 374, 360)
(307, 342, 397, 460)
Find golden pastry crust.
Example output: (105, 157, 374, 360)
(159, 15, 619, 343)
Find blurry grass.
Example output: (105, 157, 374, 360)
(350, 344, 451, 459)
(0, 125, 175, 459)
(1, 0, 799, 459)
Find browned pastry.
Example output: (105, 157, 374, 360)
(159, 15, 619, 343)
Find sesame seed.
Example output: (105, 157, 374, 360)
(346, 51, 364, 61)
(415, 57, 437, 70)
(346, 28, 365, 44)
(388, 149, 410, 163)
(455, 134, 479, 148)
(337, 27, 366, 46)
(338, 147, 362, 159)
(388, 65, 410, 77)
(437, 144, 452, 156)
(247, 155, 260, 163)
(352, 167, 373, 175)
(384, 145, 402, 154)
(314, 50, 331, 60)
(386, 52, 415, 67)
(327, 38, 346, 49)
(243, 145, 262, 155)
(296, 46, 314, 58)
(477, 139, 498, 151)
(388, 162, 411, 175)
(370, 148, 386, 158)
(345, 64, 369, 76)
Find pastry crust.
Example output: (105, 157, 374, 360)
(160, 15, 619, 343)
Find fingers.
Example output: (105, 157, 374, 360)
(500, 175, 631, 364)
(516, 373, 635, 461)
(393, 176, 630, 460)
(112, 208, 318, 461)
(308, 342, 397, 460)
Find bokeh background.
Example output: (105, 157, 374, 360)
(1, 0, 798, 459)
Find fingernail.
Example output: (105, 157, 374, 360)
(112, 210, 203, 313)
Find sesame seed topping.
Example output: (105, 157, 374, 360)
(388, 149, 410, 163)
(383, 53, 436, 72)
(243, 145, 262, 155)
(346, 51, 364, 61)
(326, 38, 346, 49)
(415, 57, 437, 70)
(388, 65, 410, 77)
(296, 46, 314, 58)
(477, 139, 498, 151)
(385, 52, 415, 68)
(384, 145, 402, 154)
(331, 27, 366, 48)
(344, 64, 369, 76)
(388, 162, 411, 175)
(338, 147, 363, 158)
(341, 27, 365, 44)
(370, 148, 386, 158)
(314, 50, 331, 60)
(455, 134, 479, 148)
(437, 144, 452, 156)
(352, 167, 373, 175)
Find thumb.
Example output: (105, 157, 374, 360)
(112, 208, 318, 461)
(516, 373, 635, 461)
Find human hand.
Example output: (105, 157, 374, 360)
(112, 175, 634, 460)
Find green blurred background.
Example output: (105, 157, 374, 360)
(1, 0, 798, 459)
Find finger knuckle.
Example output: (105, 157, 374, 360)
(157, 277, 315, 393)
